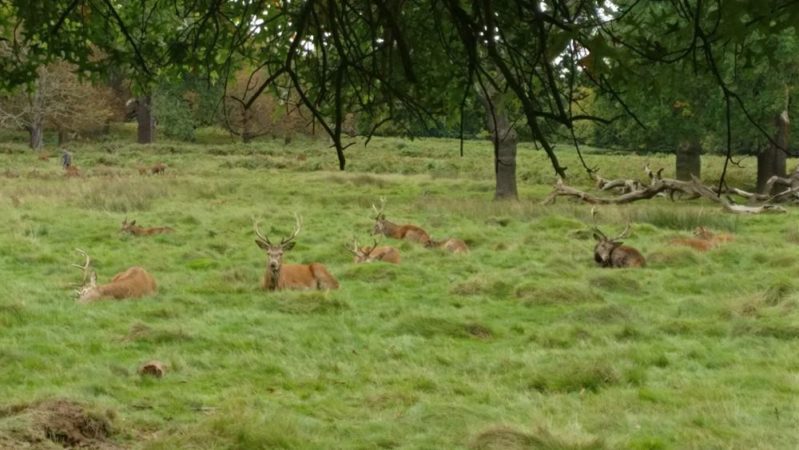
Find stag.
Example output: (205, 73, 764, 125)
(371, 198, 431, 245)
(350, 238, 401, 264)
(72, 249, 157, 302)
(254, 215, 339, 290)
(121, 217, 174, 236)
(591, 209, 646, 268)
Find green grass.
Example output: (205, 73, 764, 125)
(1, 129, 798, 449)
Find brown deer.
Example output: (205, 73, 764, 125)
(694, 226, 734, 243)
(350, 239, 401, 264)
(64, 165, 80, 177)
(426, 238, 469, 254)
(72, 249, 157, 303)
(121, 217, 175, 236)
(669, 236, 715, 252)
(254, 215, 339, 290)
(139, 163, 167, 175)
(371, 198, 431, 245)
(591, 209, 646, 268)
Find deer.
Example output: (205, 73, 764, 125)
(121, 217, 174, 236)
(426, 237, 469, 254)
(371, 198, 432, 246)
(591, 208, 646, 268)
(64, 165, 80, 177)
(138, 163, 167, 175)
(72, 249, 157, 303)
(669, 236, 715, 252)
(254, 215, 339, 290)
(350, 238, 401, 264)
(694, 226, 734, 243)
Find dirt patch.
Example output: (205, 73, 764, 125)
(0, 399, 120, 449)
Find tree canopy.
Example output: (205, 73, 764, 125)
(3, 0, 799, 184)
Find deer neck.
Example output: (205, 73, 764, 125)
(381, 219, 401, 237)
(264, 265, 281, 291)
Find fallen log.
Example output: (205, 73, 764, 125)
(542, 172, 787, 214)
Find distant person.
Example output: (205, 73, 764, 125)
(61, 150, 73, 169)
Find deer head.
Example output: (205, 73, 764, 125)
(72, 249, 100, 301)
(254, 214, 302, 274)
(371, 197, 387, 235)
(350, 238, 379, 263)
(590, 208, 632, 266)
(121, 216, 137, 233)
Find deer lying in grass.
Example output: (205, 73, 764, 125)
(254, 215, 339, 290)
(694, 226, 734, 243)
(350, 239, 401, 264)
(64, 165, 80, 177)
(138, 163, 167, 175)
(121, 217, 174, 236)
(426, 237, 469, 254)
(670, 226, 734, 252)
(669, 236, 715, 252)
(591, 209, 646, 268)
(72, 249, 157, 302)
(371, 198, 431, 245)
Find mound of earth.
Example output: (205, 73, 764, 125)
(0, 399, 122, 449)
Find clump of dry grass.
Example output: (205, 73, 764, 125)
(470, 425, 604, 450)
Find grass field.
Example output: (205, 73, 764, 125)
(1, 128, 798, 449)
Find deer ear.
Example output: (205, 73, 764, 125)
(283, 241, 296, 251)
(378, 213, 385, 220)
(255, 240, 269, 250)
(592, 231, 603, 241)
(89, 271, 97, 286)
(130, 220, 136, 226)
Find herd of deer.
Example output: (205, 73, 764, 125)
(70, 199, 469, 302)
(69, 203, 734, 302)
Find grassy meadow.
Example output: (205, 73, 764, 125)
(0, 127, 798, 449)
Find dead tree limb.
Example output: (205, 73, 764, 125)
(542, 174, 787, 214)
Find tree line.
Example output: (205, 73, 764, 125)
(2, 0, 798, 196)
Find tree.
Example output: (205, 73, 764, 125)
(0, 61, 114, 149)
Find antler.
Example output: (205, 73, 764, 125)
(590, 207, 608, 239)
(253, 218, 271, 245)
(71, 248, 92, 284)
(348, 238, 360, 255)
(613, 223, 632, 241)
(363, 238, 378, 257)
(280, 213, 302, 245)
(371, 197, 386, 217)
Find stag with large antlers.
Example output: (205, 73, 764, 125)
(371, 198, 431, 246)
(254, 215, 339, 290)
(72, 249, 157, 302)
(350, 238, 401, 264)
(591, 209, 646, 268)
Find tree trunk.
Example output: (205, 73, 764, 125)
(478, 84, 518, 200)
(242, 107, 252, 143)
(28, 121, 44, 150)
(757, 109, 789, 193)
(675, 138, 701, 181)
(136, 95, 156, 144)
